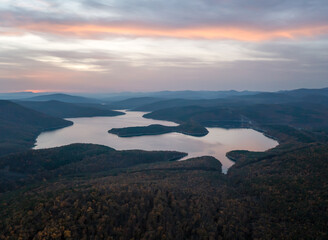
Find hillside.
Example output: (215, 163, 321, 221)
(148, 90, 258, 99)
(0, 100, 72, 156)
(134, 88, 328, 112)
(101, 90, 258, 103)
(144, 102, 328, 130)
(226, 143, 328, 239)
(23, 93, 100, 104)
(17, 100, 124, 118)
(0, 142, 327, 239)
(107, 97, 164, 110)
(144, 106, 245, 127)
(0, 143, 186, 192)
(0, 92, 48, 100)
(0, 88, 328, 239)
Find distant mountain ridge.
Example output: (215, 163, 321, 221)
(126, 87, 328, 111)
(106, 97, 164, 110)
(2, 88, 327, 106)
(16, 100, 124, 118)
(100, 90, 259, 103)
(0, 91, 50, 100)
(23, 93, 101, 104)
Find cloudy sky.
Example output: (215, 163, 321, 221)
(0, 0, 327, 92)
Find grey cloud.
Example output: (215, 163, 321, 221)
(2, 0, 328, 30)
(79, 0, 328, 28)
(0, 0, 327, 92)
(1, 39, 327, 92)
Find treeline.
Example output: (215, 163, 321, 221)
(109, 121, 208, 138)
(0, 144, 327, 239)
(17, 100, 124, 118)
(0, 144, 186, 193)
(144, 103, 328, 131)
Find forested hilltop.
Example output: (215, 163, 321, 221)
(0, 100, 72, 156)
(16, 100, 124, 118)
(109, 122, 208, 137)
(0, 88, 327, 239)
(0, 142, 327, 239)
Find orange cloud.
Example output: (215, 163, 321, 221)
(0, 30, 24, 36)
(23, 89, 50, 93)
(11, 22, 328, 41)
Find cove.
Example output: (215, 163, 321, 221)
(34, 111, 278, 173)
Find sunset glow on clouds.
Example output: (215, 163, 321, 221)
(0, 0, 328, 92)
(5, 22, 328, 41)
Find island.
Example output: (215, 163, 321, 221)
(108, 121, 209, 137)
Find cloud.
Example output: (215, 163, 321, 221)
(0, 0, 327, 92)
(1, 35, 327, 92)
(1, 0, 328, 41)
(28, 56, 107, 72)
(3, 22, 328, 41)
(0, 33, 287, 70)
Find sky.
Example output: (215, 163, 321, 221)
(0, 0, 328, 92)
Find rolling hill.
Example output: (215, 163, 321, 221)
(0, 100, 72, 156)
(107, 97, 164, 110)
(23, 93, 101, 104)
(0, 91, 49, 100)
(131, 88, 328, 112)
(144, 102, 328, 130)
(0, 143, 186, 192)
(17, 100, 124, 118)
(0, 142, 327, 239)
(0, 88, 328, 239)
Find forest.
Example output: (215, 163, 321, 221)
(109, 122, 208, 137)
(0, 143, 327, 239)
(0, 100, 72, 156)
(0, 88, 327, 239)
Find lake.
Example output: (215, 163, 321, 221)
(34, 111, 278, 173)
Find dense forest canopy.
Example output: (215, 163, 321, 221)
(0, 88, 327, 239)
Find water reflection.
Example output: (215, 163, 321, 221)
(34, 111, 278, 172)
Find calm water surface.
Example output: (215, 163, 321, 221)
(34, 111, 278, 172)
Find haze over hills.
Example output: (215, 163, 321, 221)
(127, 88, 328, 111)
(100, 90, 259, 101)
(0, 90, 259, 103)
(278, 87, 328, 96)
(22, 93, 102, 104)
(144, 101, 328, 130)
(0, 91, 50, 100)
(105, 97, 165, 110)
(16, 100, 124, 118)
(77, 87, 327, 111)
(2, 88, 327, 110)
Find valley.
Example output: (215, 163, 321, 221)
(0, 88, 327, 239)
(33, 111, 278, 172)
